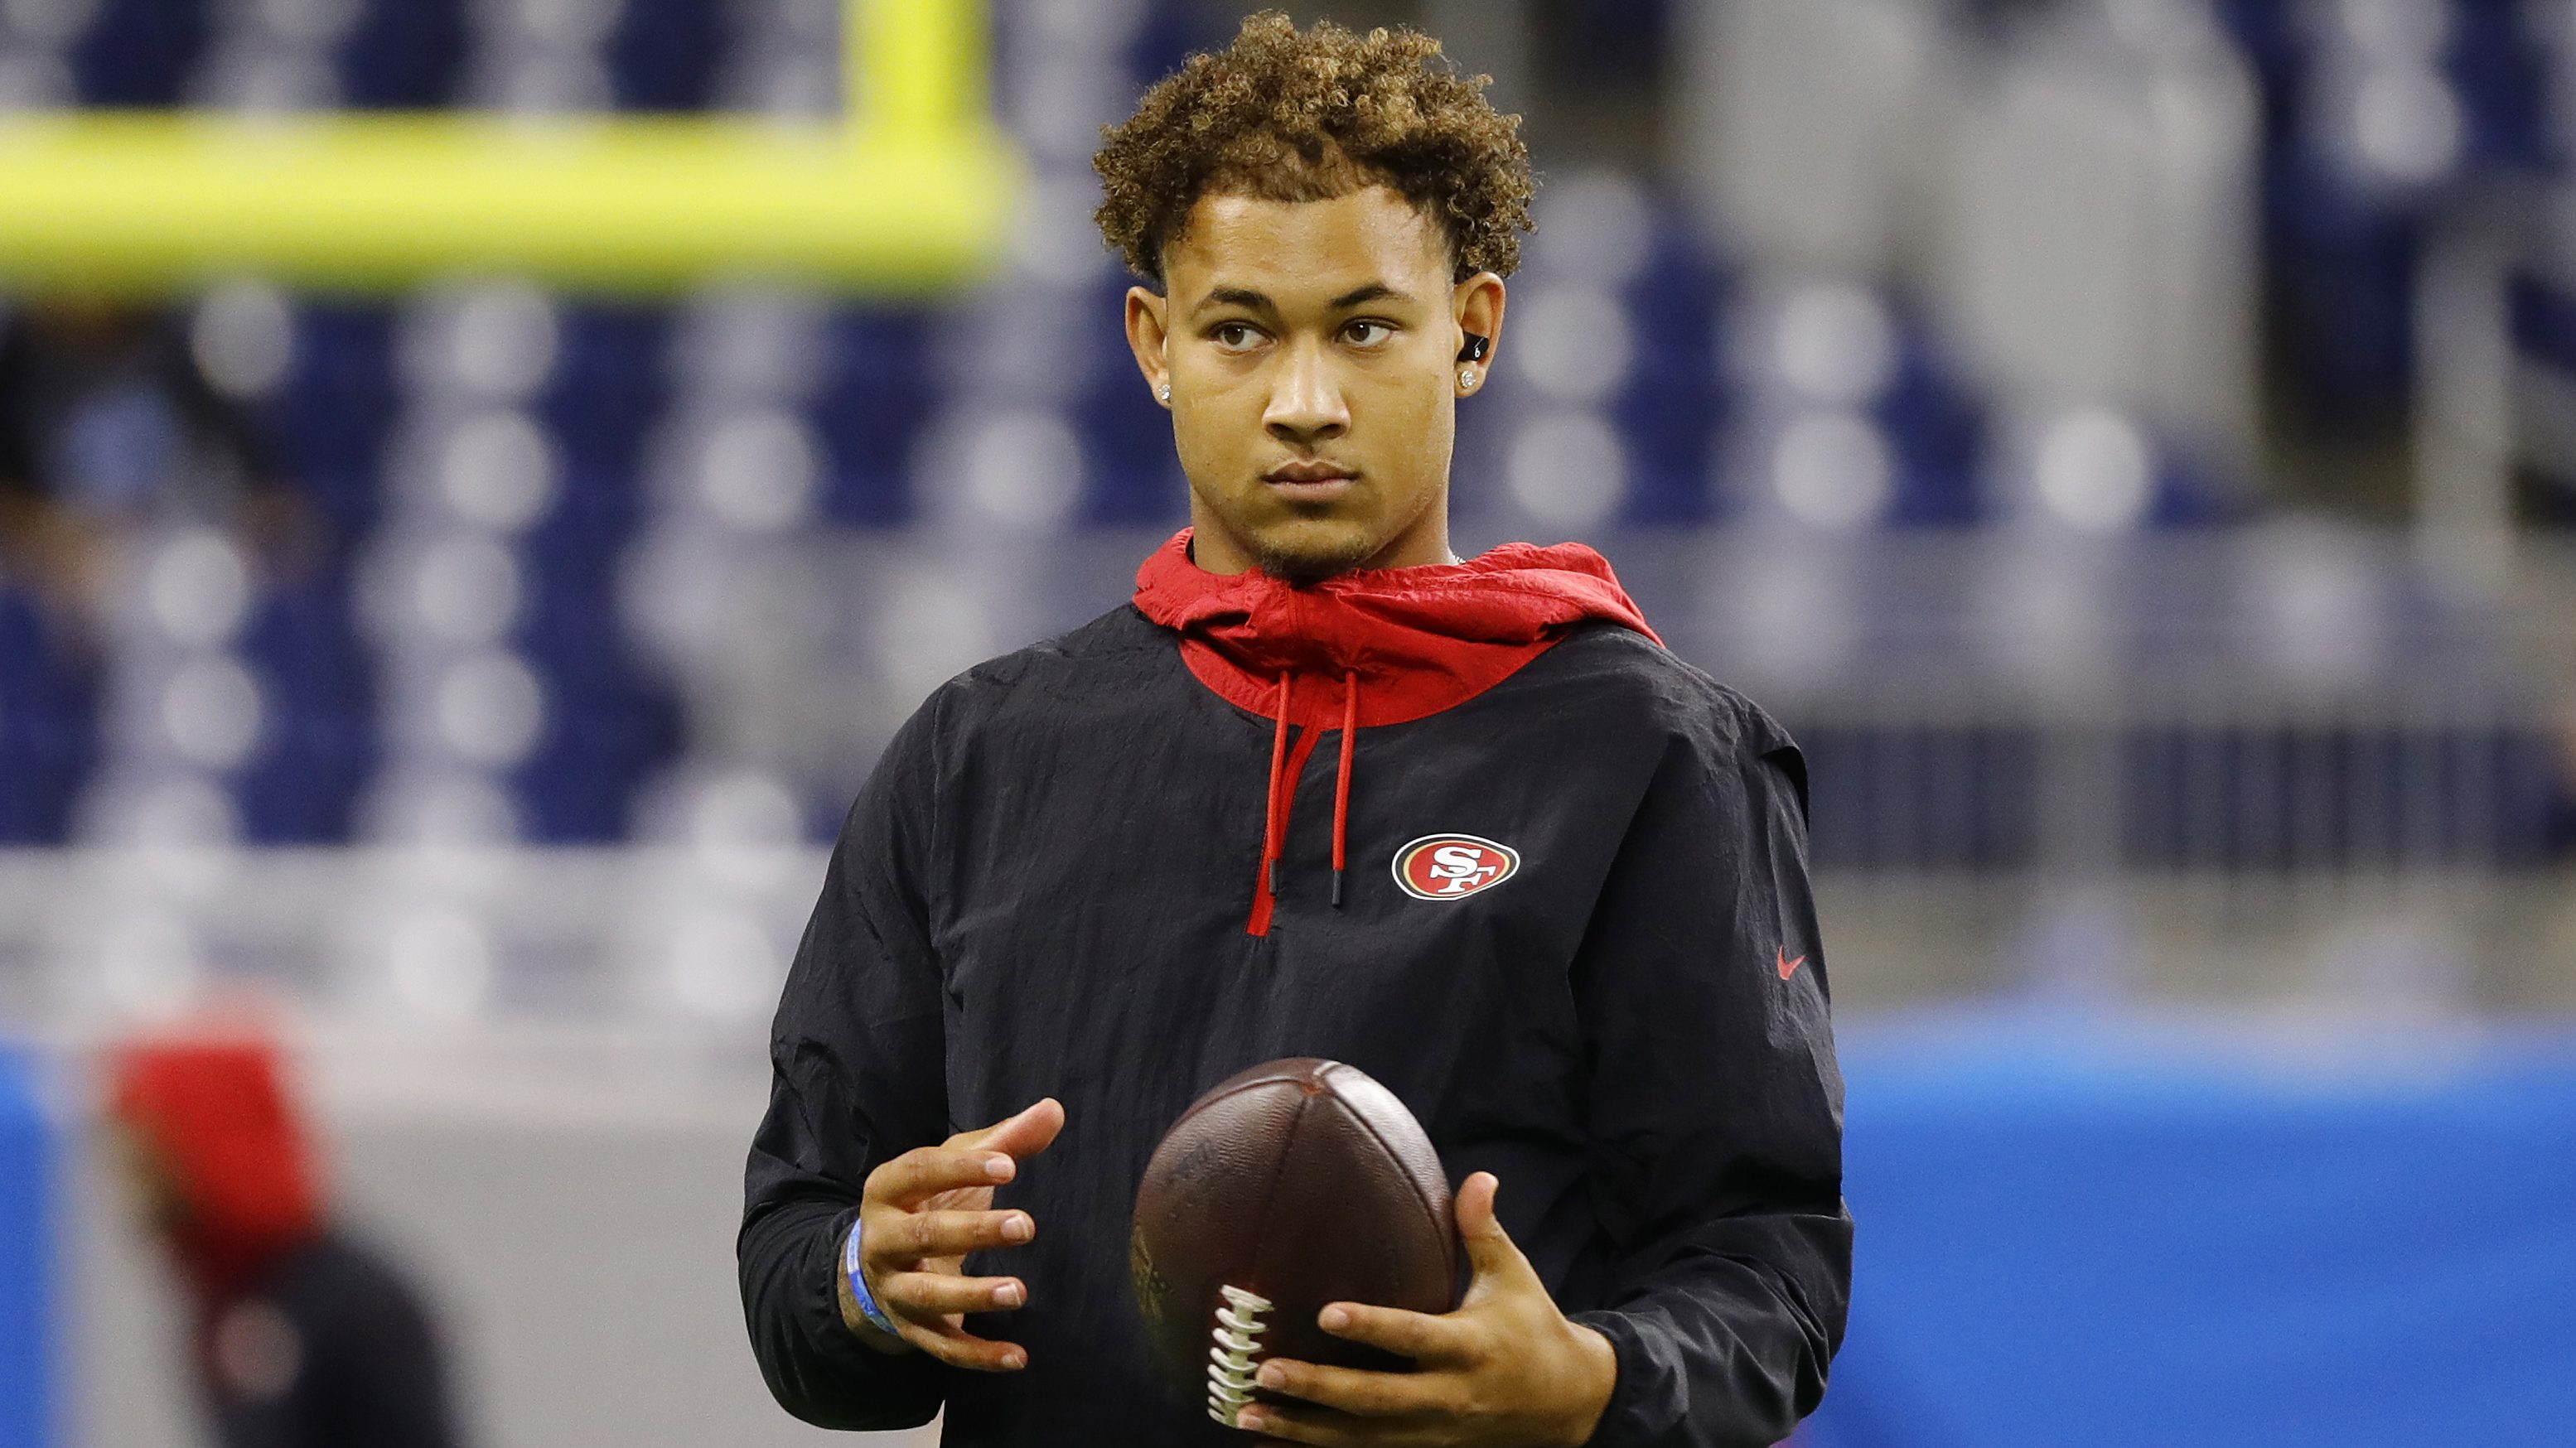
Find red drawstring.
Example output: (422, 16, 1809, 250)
(1248, 675, 1293, 935)
(1247, 669, 1361, 932)
(1262, 673, 1293, 899)
(1331, 671, 1356, 907)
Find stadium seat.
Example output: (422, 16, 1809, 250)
(230, 565, 376, 843)
(607, 0, 724, 111)
(811, 306, 938, 529)
(336, 0, 468, 109)
(0, 586, 98, 843)
(67, 0, 208, 106)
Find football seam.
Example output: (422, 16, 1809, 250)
(1164, 1069, 1312, 1136)
(1241, 1088, 1309, 1299)
(1318, 1069, 1454, 1296)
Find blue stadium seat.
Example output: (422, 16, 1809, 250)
(2141, 446, 2245, 530)
(1077, 364, 1185, 526)
(607, 0, 725, 112)
(2119, 722, 2564, 871)
(2267, 147, 2424, 423)
(265, 302, 398, 542)
(336, 0, 469, 109)
(1872, 321, 1987, 527)
(1124, 2, 1231, 98)
(2511, 267, 2576, 524)
(508, 690, 682, 842)
(0, 586, 99, 843)
(2215, 0, 2559, 432)
(1796, 722, 2040, 871)
(2511, 269, 2576, 372)
(231, 566, 376, 843)
(812, 307, 937, 528)
(67, 0, 209, 106)
(544, 306, 669, 481)
(2448, 0, 2552, 171)
(1613, 220, 1728, 524)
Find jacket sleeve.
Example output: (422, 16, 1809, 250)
(1563, 710, 1852, 1448)
(738, 705, 953, 1429)
(339, 1264, 464, 1448)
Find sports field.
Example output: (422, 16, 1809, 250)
(2, 2, 2573, 1446)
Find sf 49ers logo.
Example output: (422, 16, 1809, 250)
(1393, 834, 1521, 901)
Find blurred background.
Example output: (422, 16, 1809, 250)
(0, 0, 2571, 1444)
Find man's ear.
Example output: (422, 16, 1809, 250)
(1452, 272, 1506, 386)
(1125, 285, 1172, 408)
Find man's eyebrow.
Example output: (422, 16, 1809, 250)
(1191, 286, 1276, 318)
(1327, 282, 1411, 310)
(1188, 282, 1416, 318)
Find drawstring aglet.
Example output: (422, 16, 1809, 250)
(1331, 869, 1344, 908)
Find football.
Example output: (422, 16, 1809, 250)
(1129, 1058, 1462, 1429)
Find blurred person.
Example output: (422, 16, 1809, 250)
(2550, 696, 2576, 859)
(0, 292, 307, 625)
(741, 14, 1847, 1448)
(107, 1026, 464, 1448)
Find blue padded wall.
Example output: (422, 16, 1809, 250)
(1810, 1014, 2576, 1448)
(0, 1046, 50, 1448)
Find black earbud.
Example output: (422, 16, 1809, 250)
(1457, 333, 1491, 364)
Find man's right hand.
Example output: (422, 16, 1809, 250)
(842, 1098, 1066, 1372)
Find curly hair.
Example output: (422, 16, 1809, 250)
(1093, 12, 1536, 288)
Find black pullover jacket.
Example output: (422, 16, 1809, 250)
(741, 531, 1851, 1446)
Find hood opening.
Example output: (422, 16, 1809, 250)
(1135, 528, 1660, 934)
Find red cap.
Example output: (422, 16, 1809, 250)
(106, 1025, 321, 1303)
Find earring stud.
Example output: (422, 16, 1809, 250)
(1159, 381, 1171, 403)
(1459, 368, 1477, 389)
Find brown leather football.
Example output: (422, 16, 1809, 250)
(1129, 1058, 1461, 1429)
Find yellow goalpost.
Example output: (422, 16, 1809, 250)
(0, 0, 1022, 297)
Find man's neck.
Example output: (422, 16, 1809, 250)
(1186, 514, 1457, 579)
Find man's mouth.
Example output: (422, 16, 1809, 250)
(1262, 462, 1358, 500)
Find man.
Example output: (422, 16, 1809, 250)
(107, 1026, 465, 1448)
(0, 293, 303, 620)
(740, 15, 1849, 1447)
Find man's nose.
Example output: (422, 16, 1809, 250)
(1264, 340, 1349, 446)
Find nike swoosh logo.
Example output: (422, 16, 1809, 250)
(1776, 948, 1806, 981)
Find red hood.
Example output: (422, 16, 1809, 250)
(1132, 528, 1660, 729)
(1133, 528, 1660, 936)
(108, 1028, 321, 1306)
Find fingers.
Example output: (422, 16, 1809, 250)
(1232, 1400, 1386, 1446)
(1313, 1301, 1474, 1366)
(848, 1103, 1061, 1376)
(878, 1269, 1027, 1318)
(959, 1097, 1066, 1161)
(979, 1097, 1071, 1154)
(895, 1315, 1028, 1373)
(868, 1146, 1017, 1210)
(1253, 1354, 1455, 1418)
(870, 1206, 1035, 1263)
(1452, 1171, 1536, 1294)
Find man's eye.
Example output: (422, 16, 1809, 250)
(1345, 321, 1394, 346)
(1211, 323, 1260, 350)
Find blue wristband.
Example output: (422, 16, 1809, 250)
(843, 1215, 901, 1338)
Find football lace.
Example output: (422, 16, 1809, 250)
(1206, 1283, 1274, 1426)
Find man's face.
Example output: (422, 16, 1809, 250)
(103, 1120, 189, 1238)
(1127, 185, 1505, 581)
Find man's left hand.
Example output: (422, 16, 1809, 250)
(1237, 1171, 1617, 1447)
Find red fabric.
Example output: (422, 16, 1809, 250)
(1131, 527, 1662, 730)
(1134, 528, 1661, 934)
(108, 1030, 321, 1306)
(1331, 671, 1357, 881)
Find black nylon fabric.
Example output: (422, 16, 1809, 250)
(204, 1231, 462, 1448)
(739, 605, 1851, 1446)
